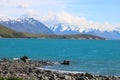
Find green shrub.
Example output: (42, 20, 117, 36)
(0, 77, 23, 80)
(6, 77, 23, 80)
(0, 77, 4, 80)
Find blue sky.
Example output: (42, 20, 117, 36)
(69, 0, 120, 24)
(0, 0, 120, 25)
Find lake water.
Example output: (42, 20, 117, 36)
(0, 38, 120, 76)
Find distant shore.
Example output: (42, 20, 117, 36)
(0, 57, 119, 80)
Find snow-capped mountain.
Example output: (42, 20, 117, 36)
(50, 24, 80, 34)
(0, 17, 53, 34)
(49, 23, 120, 40)
(38, 12, 120, 40)
(0, 16, 120, 39)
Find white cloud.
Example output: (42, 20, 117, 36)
(0, 0, 68, 18)
(0, 0, 67, 8)
(39, 12, 118, 32)
(39, 12, 90, 26)
(23, 9, 42, 18)
(17, 4, 29, 9)
(0, 14, 8, 17)
(0, 0, 119, 32)
(0, 9, 119, 32)
(0, 14, 16, 21)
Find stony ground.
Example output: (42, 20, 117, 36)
(0, 59, 120, 80)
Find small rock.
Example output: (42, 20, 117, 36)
(84, 73, 94, 79)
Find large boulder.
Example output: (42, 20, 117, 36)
(61, 60, 70, 65)
(20, 56, 29, 62)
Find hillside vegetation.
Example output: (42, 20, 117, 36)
(0, 24, 26, 38)
(0, 24, 105, 40)
(23, 33, 106, 40)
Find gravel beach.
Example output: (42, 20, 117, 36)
(0, 58, 120, 80)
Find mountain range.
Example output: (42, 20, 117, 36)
(50, 24, 120, 40)
(0, 17, 120, 40)
(0, 17, 52, 34)
(0, 24, 105, 40)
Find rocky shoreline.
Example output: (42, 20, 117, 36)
(0, 58, 120, 80)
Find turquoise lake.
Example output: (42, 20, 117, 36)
(0, 38, 120, 76)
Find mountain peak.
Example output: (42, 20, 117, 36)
(16, 17, 35, 24)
